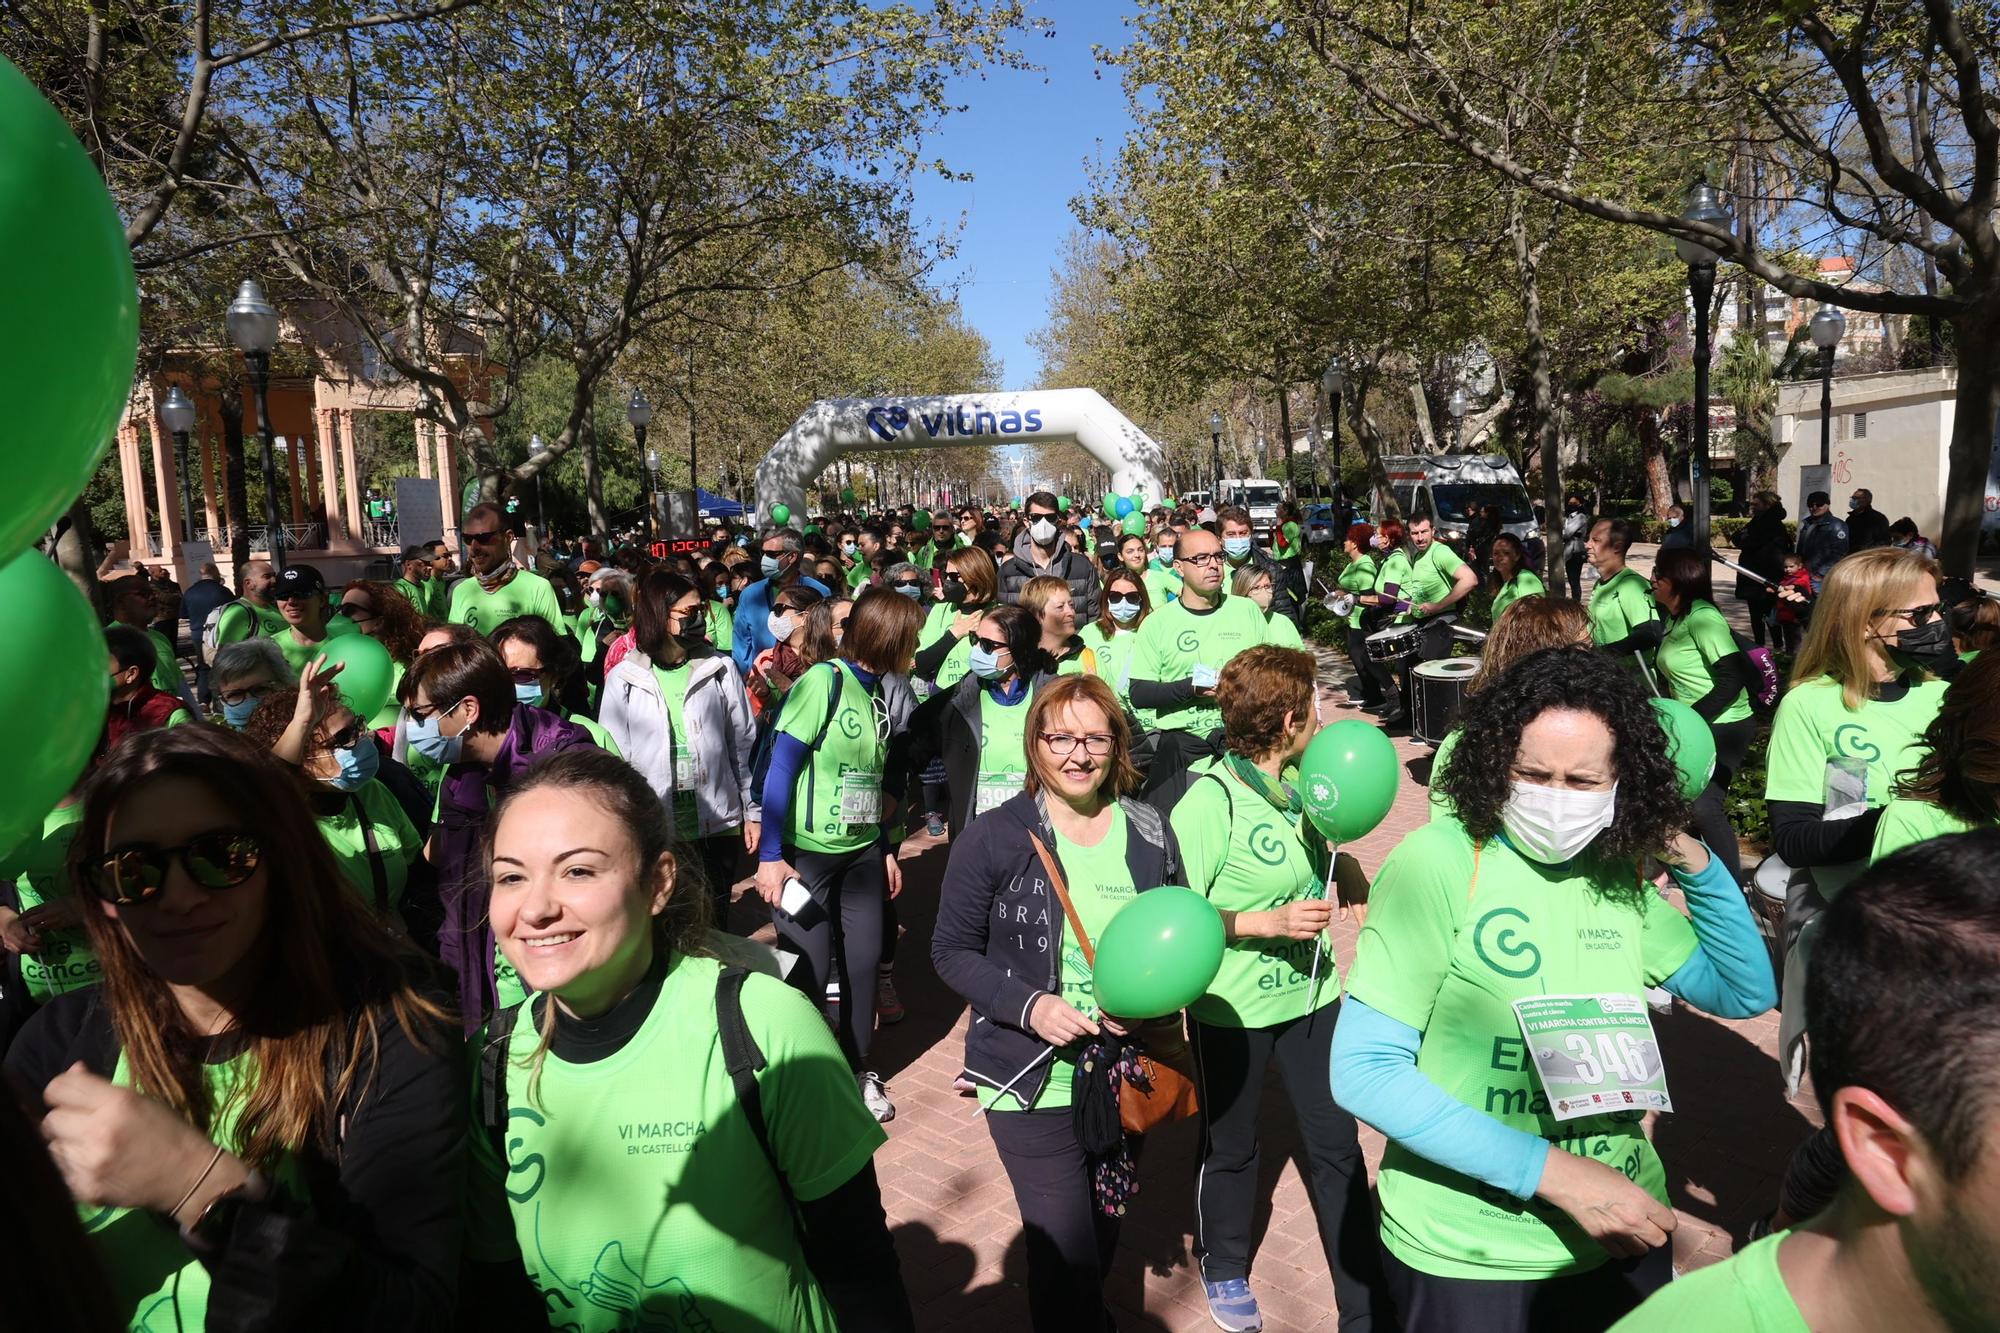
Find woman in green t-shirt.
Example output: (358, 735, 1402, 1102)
(467, 748, 912, 1333)
(1359, 518, 1416, 724)
(1333, 649, 1774, 1332)
(1488, 533, 1547, 623)
(1337, 524, 1384, 710)
(335, 579, 427, 731)
(1648, 547, 1757, 887)
(4, 725, 461, 1330)
(1872, 649, 2000, 861)
(897, 606, 1039, 837)
(1080, 568, 1150, 716)
(930, 673, 1183, 1333)
(754, 589, 925, 1124)
(1170, 646, 1388, 1331)
(1231, 562, 1304, 648)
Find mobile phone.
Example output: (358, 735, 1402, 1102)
(778, 876, 826, 930)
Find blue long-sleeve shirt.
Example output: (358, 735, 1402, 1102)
(756, 659, 880, 862)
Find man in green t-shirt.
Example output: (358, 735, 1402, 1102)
(1587, 517, 1662, 673)
(270, 563, 360, 676)
(1128, 527, 1268, 781)
(447, 503, 565, 634)
(392, 546, 434, 619)
(1402, 515, 1479, 663)
(106, 574, 195, 707)
(1613, 833, 2000, 1333)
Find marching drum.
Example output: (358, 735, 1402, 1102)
(1364, 622, 1424, 666)
(1411, 657, 1480, 747)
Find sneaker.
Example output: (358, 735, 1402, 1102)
(1202, 1278, 1262, 1332)
(876, 972, 906, 1025)
(925, 812, 947, 838)
(952, 1074, 978, 1096)
(859, 1071, 896, 1123)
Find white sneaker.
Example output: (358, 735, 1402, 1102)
(859, 1070, 896, 1123)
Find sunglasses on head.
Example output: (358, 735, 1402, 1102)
(89, 830, 264, 906)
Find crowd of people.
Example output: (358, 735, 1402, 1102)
(5, 481, 2000, 1333)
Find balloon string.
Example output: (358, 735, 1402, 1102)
(972, 1005, 1104, 1119)
(1308, 840, 1337, 1013)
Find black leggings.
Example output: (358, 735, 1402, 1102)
(694, 833, 744, 933)
(1191, 1004, 1388, 1327)
(1690, 717, 1757, 886)
(1345, 627, 1385, 706)
(1383, 1243, 1671, 1333)
(987, 1107, 1133, 1333)
(776, 840, 886, 1070)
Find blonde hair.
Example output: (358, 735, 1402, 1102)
(1018, 574, 1073, 623)
(1469, 597, 1592, 693)
(1230, 564, 1274, 599)
(1793, 547, 1942, 709)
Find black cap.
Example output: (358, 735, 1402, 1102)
(1807, 491, 1830, 508)
(273, 564, 326, 600)
(401, 546, 430, 564)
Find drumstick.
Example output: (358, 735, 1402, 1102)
(1701, 548, 1777, 589)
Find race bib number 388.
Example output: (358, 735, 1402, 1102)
(1512, 993, 1673, 1122)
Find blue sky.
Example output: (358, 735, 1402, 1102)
(907, 4, 1138, 391)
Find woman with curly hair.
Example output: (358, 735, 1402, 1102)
(1428, 597, 1592, 821)
(335, 579, 429, 729)
(1332, 649, 1774, 1333)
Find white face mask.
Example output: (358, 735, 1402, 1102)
(1029, 517, 1058, 545)
(1500, 780, 1618, 865)
(767, 611, 796, 643)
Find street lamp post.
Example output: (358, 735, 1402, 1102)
(160, 385, 198, 544)
(1678, 180, 1733, 550)
(1447, 386, 1469, 451)
(1209, 410, 1224, 507)
(1322, 358, 1345, 519)
(628, 390, 654, 539)
(225, 279, 285, 571)
(527, 433, 546, 531)
(1809, 305, 1847, 467)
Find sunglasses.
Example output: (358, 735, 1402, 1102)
(462, 528, 504, 545)
(338, 602, 375, 621)
(972, 634, 1009, 652)
(507, 666, 544, 686)
(892, 580, 924, 590)
(322, 718, 364, 751)
(89, 830, 264, 906)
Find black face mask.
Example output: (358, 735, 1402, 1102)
(679, 617, 711, 651)
(1881, 616, 1960, 678)
(942, 576, 967, 605)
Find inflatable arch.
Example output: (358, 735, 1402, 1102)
(753, 388, 1167, 528)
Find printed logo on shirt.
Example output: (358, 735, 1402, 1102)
(837, 705, 864, 741)
(1246, 822, 1290, 867)
(505, 1107, 549, 1203)
(1833, 722, 1882, 762)
(1473, 907, 1542, 979)
(1177, 629, 1200, 654)
(616, 1119, 708, 1155)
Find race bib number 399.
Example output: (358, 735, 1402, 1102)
(1512, 993, 1673, 1122)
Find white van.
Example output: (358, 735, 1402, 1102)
(1375, 455, 1536, 543)
(1218, 477, 1284, 537)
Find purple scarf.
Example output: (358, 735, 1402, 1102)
(433, 704, 596, 1033)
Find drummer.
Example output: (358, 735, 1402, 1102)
(1586, 518, 1663, 674)
(1358, 520, 1415, 726)
(1402, 516, 1478, 663)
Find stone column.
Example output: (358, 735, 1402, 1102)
(146, 408, 189, 581)
(436, 422, 462, 550)
(417, 413, 433, 479)
(117, 417, 149, 557)
(315, 407, 346, 544)
(284, 431, 306, 528)
(339, 409, 364, 538)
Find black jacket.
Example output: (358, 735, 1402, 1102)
(1224, 544, 1300, 623)
(1847, 505, 1892, 552)
(998, 529, 1103, 623)
(891, 672, 1053, 838)
(1734, 504, 1791, 596)
(931, 790, 1182, 1108)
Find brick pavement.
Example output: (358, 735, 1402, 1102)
(727, 647, 1821, 1332)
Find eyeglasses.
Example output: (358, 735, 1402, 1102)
(88, 830, 264, 907)
(761, 547, 787, 559)
(408, 696, 467, 725)
(1039, 732, 1114, 757)
(321, 718, 363, 752)
(1883, 602, 1945, 626)
(338, 602, 375, 621)
(1178, 551, 1224, 567)
(462, 528, 503, 545)
(218, 683, 270, 707)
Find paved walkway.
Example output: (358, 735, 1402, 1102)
(726, 647, 1822, 1332)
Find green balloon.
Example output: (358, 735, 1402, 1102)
(314, 632, 395, 721)
(1299, 720, 1401, 842)
(803, 524, 821, 536)
(840, 487, 856, 504)
(1091, 887, 1226, 1018)
(771, 502, 792, 525)
(1057, 496, 1071, 511)
(0, 59, 139, 557)
(1652, 697, 1717, 800)
(912, 508, 932, 531)
(1102, 491, 1118, 512)
(1121, 514, 1147, 537)
(0, 552, 108, 860)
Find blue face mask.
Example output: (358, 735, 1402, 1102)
(1109, 598, 1141, 624)
(893, 583, 923, 601)
(221, 694, 262, 729)
(1223, 536, 1253, 560)
(407, 700, 466, 765)
(761, 555, 783, 579)
(514, 681, 546, 708)
(328, 733, 381, 791)
(968, 645, 1008, 682)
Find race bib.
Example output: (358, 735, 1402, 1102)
(672, 745, 702, 790)
(973, 771, 1020, 817)
(839, 769, 883, 825)
(1512, 993, 1672, 1122)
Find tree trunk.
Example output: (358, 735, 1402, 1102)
(1940, 308, 2000, 577)
(1639, 409, 1674, 518)
(1511, 224, 1562, 586)
(1276, 385, 1298, 500)
(584, 425, 606, 541)
(56, 498, 103, 617)
(218, 387, 250, 575)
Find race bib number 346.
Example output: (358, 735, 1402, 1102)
(1512, 993, 1673, 1122)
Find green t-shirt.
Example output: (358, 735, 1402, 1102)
(1427, 728, 1460, 822)
(1870, 794, 1978, 863)
(974, 689, 1034, 819)
(1143, 564, 1182, 608)
(1588, 568, 1658, 658)
(448, 568, 565, 635)
(1262, 610, 1304, 649)
(705, 599, 734, 655)
(1337, 555, 1377, 629)
(1345, 821, 1698, 1279)
(917, 601, 978, 693)
(1765, 675, 1948, 896)
(775, 661, 884, 855)
(273, 615, 359, 677)
(1171, 763, 1335, 1029)
(316, 780, 421, 910)
(1657, 600, 1750, 725)
(1490, 569, 1546, 623)
(7, 802, 93, 1001)
(1403, 541, 1467, 613)
(1129, 593, 1268, 735)
(1279, 520, 1303, 558)
(1375, 548, 1416, 621)
(846, 561, 871, 592)
(467, 954, 887, 1332)
(213, 599, 288, 645)
(1607, 1231, 1807, 1333)
(1079, 622, 1144, 709)
(392, 576, 430, 617)
(986, 807, 1136, 1112)
(650, 662, 702, 840)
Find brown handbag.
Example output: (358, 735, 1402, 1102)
(1029, 831, 1201, 1134)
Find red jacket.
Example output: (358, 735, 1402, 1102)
(103, 685, 183, 754)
